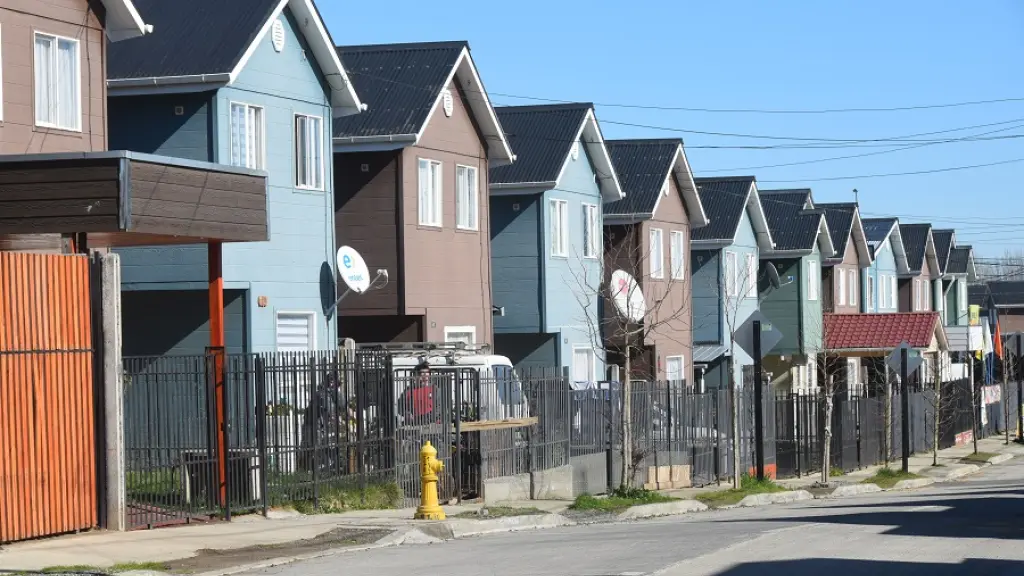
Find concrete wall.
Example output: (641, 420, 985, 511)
(483, 465, 575, 504)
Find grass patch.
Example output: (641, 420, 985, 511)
(960, 451, 998, 465)
(38, 566, 103, 574)
(569, 487, 677, 513)
(695, 474, 787, 508)
(31, 562, 170, 575)
(861, 467, 922, 489)
(111, 561, 169, 573)
(830, 467, 845, 477)
(453, 506, 547, 519)
(287, 481, 401, 514)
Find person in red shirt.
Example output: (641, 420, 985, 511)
(399, 359, 434, 423)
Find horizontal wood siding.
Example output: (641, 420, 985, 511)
(128, 160, 267, 242)
(0, 252, 96, 543)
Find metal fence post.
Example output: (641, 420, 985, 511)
(606, 383, 615, 493)
(310, 355, 320, 509)
(255, 355, 269, 516)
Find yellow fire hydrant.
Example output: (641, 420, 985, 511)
(414, 441, 446, 520)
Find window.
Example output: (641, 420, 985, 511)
(549, 199, 568, 257)
(649, 228, 664, 279)
(867, 275, 875, 311)
(806, 260, 818, 301)
(838, 269, 846, 306)
(670, 231, 685, 279)
(583, 204, 600, 258)
(891, 276, 898, 310)
(276, 312, 316, 351)
(937, 284, 944, 312)
(444, 326, 476, 345)
(572, 346, 596, 383)
(847, 269, 856, 307)
(960, 279, 967, 310)
(746, 253, 757, 297)
(456, 165, 478, 230)
(418, 159, 443, 226)
(295, 114, 324, 190)
(665, 356, 685, 385)
(34, 33, 80, 131)
(725, 251, 738, 297)
(230, 103, 265, 169)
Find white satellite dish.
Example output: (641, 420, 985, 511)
(336, 246, 371, 293)
(609, 270, 646, 322)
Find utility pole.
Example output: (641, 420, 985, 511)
(1017, 336, 1023, 442)
(753, 320, 765, 481)
(901, 347, 910, 473)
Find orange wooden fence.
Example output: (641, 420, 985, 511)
(0, 252, 96, 543)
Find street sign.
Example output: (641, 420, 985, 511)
(886, 341, 923, 376)
(733, 311, 783, 360)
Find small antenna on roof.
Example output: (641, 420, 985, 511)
(853, 188, 859, 204)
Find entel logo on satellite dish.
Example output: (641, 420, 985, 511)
(609, 269, 646, 322)
(336, 246, 371, 293)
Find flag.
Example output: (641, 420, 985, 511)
(994, 318, 1004, 359)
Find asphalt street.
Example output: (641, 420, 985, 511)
(248, 457, 1024, 576)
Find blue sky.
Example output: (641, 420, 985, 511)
(320, 0, 1024, 257)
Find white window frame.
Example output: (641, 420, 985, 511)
(572, 345, 596, 383)
(418, 158, 443, 227)
(33, 31, 82, 132)
(746, 253, 757, 297)
(806, 259, 818, 301)
(582, 203, 600, 259)
(444, 325, 477, 345)
(937, 282, 945, 312)
(838, 269, 846, 306)
(549, 199, 569, 257)
(960, 278, 967, 311)
(455, 164, 479, 231)
(229, 102, 266, 170)
(891, 276, 898, 310)
(649, 227, 664, 279)
(725, 250, 738, 298)
(665, 355, 686, 385)
(670, 230, 685, 279)
(847, 269, 856, 307)
(294, 113, 324, 191)
(274, 311, 317, 351)
(867, 274, 875, 311)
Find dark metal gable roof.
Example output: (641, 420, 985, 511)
(899, 223, 932, 273)
(108, 0, 281, 79)
(603, 140, 679, 216)
(692, 177, 754, 242)
(947, 246, 972, 275)
(932, 229, 955, 274)
(863, 217, 897, 257)
(490, 104, 590, 185)
(759, 189, 823, 251)
(333, 41, 466, 138)
(818, 203, 856, 262)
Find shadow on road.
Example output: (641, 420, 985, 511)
(710, 557, 1024, 575)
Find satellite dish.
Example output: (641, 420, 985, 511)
(767, 263, 782, 290)
(609, 270, 646, 322)
(336, 246, 371, 293)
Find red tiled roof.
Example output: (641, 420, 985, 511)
(824, 312, 941, 350)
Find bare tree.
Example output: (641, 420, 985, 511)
(920, 353, 962, 465)
(565, 224, 694, 489)
(803, 312, 846, 485)
(976, 249, 1024, 282)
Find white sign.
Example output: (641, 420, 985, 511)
(609, 270, 646, 322)
(336, 246, 371, 293)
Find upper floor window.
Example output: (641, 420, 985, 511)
(806, 260, 818, 301)
(455, 165, 478, 230)
(891, 276, 897, 310)
(670, 231, 685, 279)
(867, 275, 876, 311)
(549, 199, 568, 257)
(959, 279, 967, 311)
(295, 114, 324, 190)
(230, 103, 265, 170)
(418, 159, 442, 227)
(746, 253, 757, 297)
(838, 269, 846, 306)
(847, 269, 856, 306)
(34, 33, 80, 131)
(649, 228, 664, 279)
(582, 204, 599, 259)
(724, 251, 738, 298)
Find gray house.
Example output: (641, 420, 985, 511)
(690, 176, 773, 391)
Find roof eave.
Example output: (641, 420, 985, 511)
(746, 183, 775, 252)
(605, 213, 653, 225)
(101, 0, 149, 41)
(580, 109, 625, 203)
(671, 144, 709, 228)
(816, 215, 836, 259)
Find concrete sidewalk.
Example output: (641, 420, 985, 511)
(2, 436, 1020, 573)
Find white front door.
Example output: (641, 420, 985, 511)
(572, 346, 596, 383)
(666, 355, 685, 386)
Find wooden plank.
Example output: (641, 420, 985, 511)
(129, 181, 267, 212)
(0, 215, 121, 235)
(0, 198, 119, 219)
(131, 198, 265, 227)
(0, 165, 117, 185)
(457, 417, 539, 432)
(0, 181, 119, 202)
(129, 215, 268, 243)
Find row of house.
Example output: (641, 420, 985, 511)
(0, 0, 979, 394)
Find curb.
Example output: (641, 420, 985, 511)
(617, 500, 707, 520)
(734, 490, 813, 508)
(988, 453, 1014, 465)
(891, 477, 936, 490)
(818, 483, 882, 499)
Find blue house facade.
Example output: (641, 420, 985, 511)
(489, 104, 624, 380)
(106, 0, 362, 355)
(861, 218, 909, 314)
(691, 177, 773, 391)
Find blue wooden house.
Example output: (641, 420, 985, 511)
(104, 0, 362, 355)
(488, 104, 624, 378)
(861, 218, 910, 314)
(690, 177, 774, 391)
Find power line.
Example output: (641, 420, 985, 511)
(754, 157, 1024, 184)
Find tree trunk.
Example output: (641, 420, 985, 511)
(620, 334, 633, 490)
(821, 376, 833, 484)
(728, 345, 741, 489)
(884, 367, 892, 465)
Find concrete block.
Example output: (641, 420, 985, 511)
(643, 464, 692, 490)
(532, 465, 574, 500)
(448, 514, 573, 538)
(988, 453, 1014, 465)
(826, 484, 882, 498)
(736, 490, 813, 507)
(941, 464, 979, 481)
(617, 500, 707, 520)
(891, 478, 935, 490)
(483, 473, 531, 504)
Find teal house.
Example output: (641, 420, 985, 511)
(758, 189, 835, 393)
(861, 218, 910, 314)
(488, 104, 624, 380)
(105, 0, 362, 355)
(690, 177, 773, 391)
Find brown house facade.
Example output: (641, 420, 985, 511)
(603, 139, 708, 382)
(333, 41, 514, 346)
(898, 223, 939, 313)
(819, 203, 872, 314)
